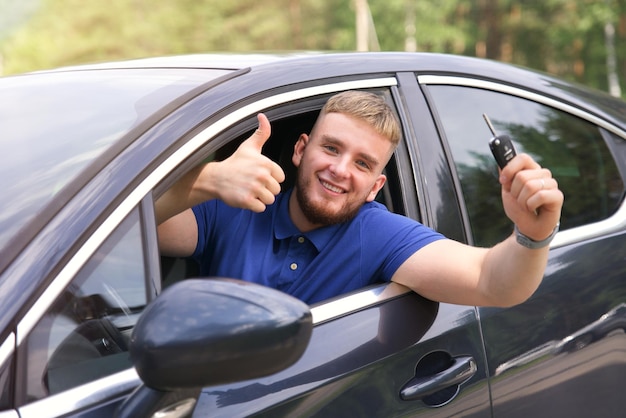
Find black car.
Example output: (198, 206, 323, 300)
(1, 52, 625, 418)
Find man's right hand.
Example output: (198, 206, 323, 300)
(203, 113, 286, 212)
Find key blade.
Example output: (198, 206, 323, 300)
(483, 113, 498, 136)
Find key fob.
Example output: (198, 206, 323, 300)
(489, 134, 517, 169)
(483, 113, 517, 169)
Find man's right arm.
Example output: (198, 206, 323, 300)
(158, 208, 198, 257)
(155, 164, 213, 225)
(155, 113, 285, 256)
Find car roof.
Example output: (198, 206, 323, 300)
(34, 52, 319, 72)
(39, 51, 626, 131)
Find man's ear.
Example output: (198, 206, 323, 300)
(366, 174, 387, 202)
(292, 133, 309, 167)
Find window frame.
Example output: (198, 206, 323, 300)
(152, 79, 420, 319)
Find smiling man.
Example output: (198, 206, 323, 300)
(156, 90, 563, 306)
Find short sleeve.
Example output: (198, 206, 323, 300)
(360, 203, 445, 281)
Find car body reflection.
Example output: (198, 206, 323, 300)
(496, 303, 626, 376)
(557, 303, 626, 353)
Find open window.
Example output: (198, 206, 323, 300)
(158, 88, 406, 300)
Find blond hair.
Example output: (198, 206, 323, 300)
(321, 90, 401, 147)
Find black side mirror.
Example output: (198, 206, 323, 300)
(116, 278, 312, 418)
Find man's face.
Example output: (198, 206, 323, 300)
(290, 112, 392, 231)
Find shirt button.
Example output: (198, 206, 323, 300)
(297, 236, 305, 244)
(290, 263, 298, 271)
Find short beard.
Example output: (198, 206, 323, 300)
(295, 173, 362, 227)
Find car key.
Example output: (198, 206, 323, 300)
(483, 113, 517, 169)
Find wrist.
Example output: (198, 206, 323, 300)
(191, 162, 221, 202)
(514, 223, 560, 249)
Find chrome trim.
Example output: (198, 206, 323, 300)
(19, 368, 140, 418)
(418, 74, 626, 249)
(152, 398, 197, 418)
(17, 77, 397, 343)
(551, 202, 626, 247)
(310, 282, 411, 324)
(418, 75, 626, 140)
(0, 333, 14, 371)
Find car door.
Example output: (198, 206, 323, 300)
(152, 76, 492, 417)
(420, 75, 626, 417)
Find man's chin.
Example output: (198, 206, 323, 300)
(295, 184, 359, 226)
(301, 203, 358, 226)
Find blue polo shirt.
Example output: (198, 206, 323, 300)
(192, 189, 444, 304)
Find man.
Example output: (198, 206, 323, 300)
(157, 90, 563, 306)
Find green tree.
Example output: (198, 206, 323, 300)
(1, 0, 626, 99)
(0, 0, 358, 73)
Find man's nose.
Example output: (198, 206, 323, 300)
(329, 157, 350, 178)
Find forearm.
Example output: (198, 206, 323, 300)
(155, 163, 220, 225)
(480, 234, 549, 307)
(480, 152, 562, 306)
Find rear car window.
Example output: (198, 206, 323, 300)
(427, 85, 625, 246)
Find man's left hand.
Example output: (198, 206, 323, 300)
(499, 153, 564, 241)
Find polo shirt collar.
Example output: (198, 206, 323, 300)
(274, 189, 344, 252)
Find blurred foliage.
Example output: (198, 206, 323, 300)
(0, 0, 39, 39)
(1, 0, 626, 96)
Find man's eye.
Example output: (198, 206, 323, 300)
(324, 145, 338, 153)
(356, 160, 370, 170)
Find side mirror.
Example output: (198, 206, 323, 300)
(116, 278, 312, 418)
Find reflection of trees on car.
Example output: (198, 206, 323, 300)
(456, 109, 623, 248)
(510, 110, 623, 231)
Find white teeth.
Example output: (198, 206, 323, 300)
(321, 181, 343, 193)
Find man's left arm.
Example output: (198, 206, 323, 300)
(392, 153, 563, 307)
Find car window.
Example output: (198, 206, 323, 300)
(160, 108, 327, 288)
(159, 90, 404, 298)
(22, 207, 147, 401)
(426, 85, 625, 247)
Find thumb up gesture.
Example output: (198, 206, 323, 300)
(208, 114, 286, 212)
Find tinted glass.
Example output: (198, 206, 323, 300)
(23, 207, 147, 400)
(427, 85, 624, 246)
(0, 68, 227, 252)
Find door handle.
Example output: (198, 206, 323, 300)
(400, 355, 477, 401)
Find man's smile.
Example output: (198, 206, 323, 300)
(320, 179, 346, 194)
